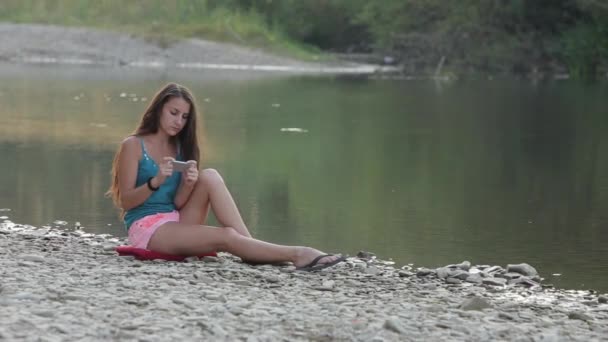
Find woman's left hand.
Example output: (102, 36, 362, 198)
(183, 160, 199, 186)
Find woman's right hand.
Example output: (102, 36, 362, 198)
(153, 157, 175, 186)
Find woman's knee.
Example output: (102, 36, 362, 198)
(218, 226, 241, 251)
(199, 168, 224, 186)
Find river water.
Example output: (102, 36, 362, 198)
(1, 63, 606, 292)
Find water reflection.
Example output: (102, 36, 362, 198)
(0, 65, 606, 292)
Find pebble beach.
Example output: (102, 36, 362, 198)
(0, 23, 394, 74)
(1, 220, 607, 341)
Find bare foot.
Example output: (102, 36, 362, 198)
(293, 247, 342, 269)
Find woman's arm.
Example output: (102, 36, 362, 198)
(174, 161, 198, 209)
(174, 180, 195, 209)
(117, 137, 167, 211)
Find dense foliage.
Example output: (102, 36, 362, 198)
(233, 0, 608, 77)
(1, 0, 607, 77)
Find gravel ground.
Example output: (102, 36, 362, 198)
(0, 23, 395, 74)
(1, 219, 607, 341)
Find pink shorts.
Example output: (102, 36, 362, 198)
(128, 211, 180, 249)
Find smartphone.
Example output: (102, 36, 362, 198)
(171, 160, 190, 173)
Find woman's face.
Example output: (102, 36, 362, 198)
(159, 96, 191, 136)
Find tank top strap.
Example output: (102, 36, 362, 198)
(139, 137, 150, 158)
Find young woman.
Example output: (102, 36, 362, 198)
(107, 83, 345, 271)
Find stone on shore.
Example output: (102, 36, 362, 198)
(506, 263, 538, 277)
(458, 296, 492, 311)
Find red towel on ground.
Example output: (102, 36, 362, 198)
(115, 246, 217, 261)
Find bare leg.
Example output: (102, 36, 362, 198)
(179, 169, 251, 238)
(147, 223, 341, 268)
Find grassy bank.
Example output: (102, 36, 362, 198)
(2, 1, 606, 77)
(0, 0, 322, 61)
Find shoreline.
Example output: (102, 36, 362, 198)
(1, 220, 606, 341)
(0, 23, 397, 75)
(5, 23, 605, 81)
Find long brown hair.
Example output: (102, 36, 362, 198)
(106, 83, 201, 211)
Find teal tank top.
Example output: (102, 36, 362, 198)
(124, 138, 182, 230)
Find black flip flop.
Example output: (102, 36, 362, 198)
(296, 254, 347, 272)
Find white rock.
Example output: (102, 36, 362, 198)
(383, 317, 406, 334)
